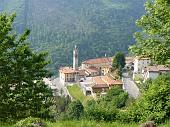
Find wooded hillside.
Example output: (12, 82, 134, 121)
(0, 0, 145, 74)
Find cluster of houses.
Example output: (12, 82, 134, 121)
(59, 46, 123, 97)
(59, 46, 170, 97)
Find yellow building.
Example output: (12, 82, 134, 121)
(82, 57, 112, 75)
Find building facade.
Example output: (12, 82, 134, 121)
(143, 65, 170, 81)
(82, 57, 112, 75)
(134, 57, 151, 73)
(59, 67, 79, 83)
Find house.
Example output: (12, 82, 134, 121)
(59, 67, 79, 83)
(92, 76, 109, 93)
(134, 57, 151, 73)
(91, 76, 123, 94)
(78, 70, 87, 80)
(82, 57, 112, 75)
(143, 65, 170, 81)
(85, 66, 100, 77)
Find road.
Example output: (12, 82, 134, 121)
(122, 73, 140, 99)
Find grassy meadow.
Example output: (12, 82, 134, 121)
(67, 84, 93, 106)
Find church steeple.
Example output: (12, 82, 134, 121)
(73, 45, 78, 70)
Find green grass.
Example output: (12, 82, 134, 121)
(67, 84, 93, 106)
(47, 120, 138, 127)
(0, 122, 13, 127)
(1, 120, 170, 127)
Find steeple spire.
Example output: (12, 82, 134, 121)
(73, 45, 78, 70)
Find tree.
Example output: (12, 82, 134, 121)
(66, 100, 84, 120)
(112, 52, 125, 78)
(128, 74, 170, 123)
(129, 0, 170, 64)
(104, 86, 128, 108)
(0, 13, 53, 120)
(115, 52, 126, 69)
(112, 56, 119, 71)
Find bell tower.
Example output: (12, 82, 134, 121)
(73, 45, 78, 70)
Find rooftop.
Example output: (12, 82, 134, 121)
(92, 76, 122, 88)
(59, 67, 78, 74)
(82, 57, 112, 65)
(147, 65, 170, 72)
(85, 67, 99, 74)
(78, 70, 86, 76)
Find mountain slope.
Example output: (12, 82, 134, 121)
(0, 0, 145, 74)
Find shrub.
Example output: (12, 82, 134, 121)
(14, 117, 47, 127)
(127, 74, 170, 123)
(66, 100, 84, 120)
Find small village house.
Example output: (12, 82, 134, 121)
(142, 65, 170, 81)
(59, 67, 79, 83)
(91, 76, 123, 95)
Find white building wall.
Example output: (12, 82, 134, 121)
(134, 59, 139, 73)
(134, 58, 151, 73)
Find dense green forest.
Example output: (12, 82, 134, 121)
(0, 0, 145, 74)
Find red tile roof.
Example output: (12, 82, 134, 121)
(102, 76, 122, 86)
(85, 67, 99, 74)
(92, 76, 122, 88)
(82, 57, 112, 65)
(59, 67, 78, 74)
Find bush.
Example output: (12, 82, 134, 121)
(85, 105, 118, 121)
(66, 100, 84, 120)
(127, 74, 170, 123)
(14, 117, 47, 127)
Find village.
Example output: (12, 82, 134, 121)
(44, 45, 170, 99)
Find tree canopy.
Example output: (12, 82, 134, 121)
(129, 0, 170, 64)
(0, 13, 53, 120)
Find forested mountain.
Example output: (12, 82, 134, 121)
(0, 0, 145, 74)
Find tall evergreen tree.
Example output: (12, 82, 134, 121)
(0, 13, 53, 120)
(129, 0, 170, 64)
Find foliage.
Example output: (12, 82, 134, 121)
(0, 0, 145, 74)
(112, 52, 126, 78)
(47, 120, 138, 127)
(0, 13, 53, 120)
(127, 74, 170, 123)
(115, 52, 126, 69)
(66, 100, 84, 120)
(103, 86, 128, 108)
(129, 0, 170, 64)
(52, 95, 71, 120)
(14, 117, 47, 127)
(85, 87, 128, 121)
(3, 120, 170, 127)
